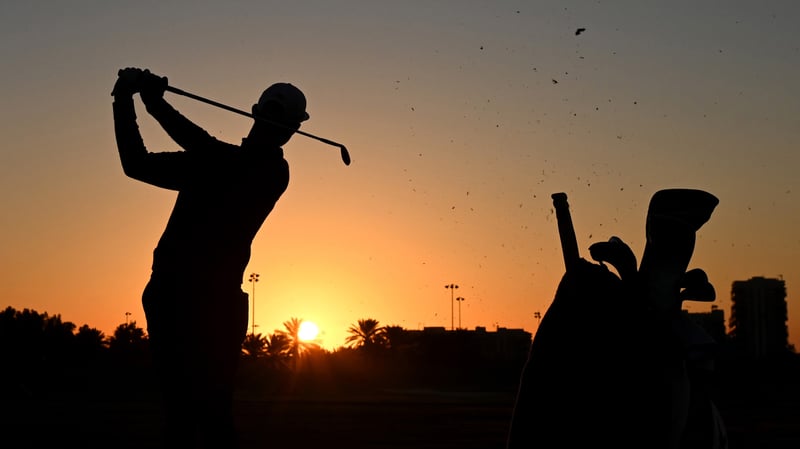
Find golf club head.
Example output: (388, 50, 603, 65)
(340, 145, 351, 166)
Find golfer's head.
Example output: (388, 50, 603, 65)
(253, 82, 309, 128)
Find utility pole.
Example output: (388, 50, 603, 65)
(248, 272, 260, 335)
(445, 283, 459, 330)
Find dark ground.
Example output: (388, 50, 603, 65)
(3, 360, 800, 448)
(3, 386, 800, 449)
(2, 389, 514, 449)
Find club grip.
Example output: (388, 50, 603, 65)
(551, 192, 580, 272)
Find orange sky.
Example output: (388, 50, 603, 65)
(1, 1, 798, 350)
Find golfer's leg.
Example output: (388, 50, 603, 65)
(143, 280, 197, 449)
(199, 290, 249, 448)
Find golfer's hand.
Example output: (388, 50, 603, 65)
(140, 70, 168, 103)
(112, 67, 147, 97)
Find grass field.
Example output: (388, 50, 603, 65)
(4, 386, 800, 449)
(2, 389, 514, 449)
(3, 358, 800, 448)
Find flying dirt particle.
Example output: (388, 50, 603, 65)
(575, 28, 586, 35)
(411, 107, 415, 111)
(480, 45, 484, 50)
(552, 79, 558, 84)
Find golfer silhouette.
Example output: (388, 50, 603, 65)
(112, 67, 308, 448)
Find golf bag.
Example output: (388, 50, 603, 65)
(507, 189, 727, 449)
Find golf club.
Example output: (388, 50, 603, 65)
(551, 192, 580, 273)
(164, 85, 351, 166)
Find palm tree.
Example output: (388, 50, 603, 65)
(277, 317, 319, 369)
(280, 317, 303, 362)
(345, 318, 388, 350)
(242, 333, 267, 358)
(265, 332, 292, 370)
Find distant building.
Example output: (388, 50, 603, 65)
(402, 326, 532, 362)
(683, 306, 727, 345)
(729, 276, 789, 359)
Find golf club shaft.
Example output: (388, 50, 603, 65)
(165, 85, 351, 165)
(551, 192, 580, 273)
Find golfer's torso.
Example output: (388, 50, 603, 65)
(152, 148, 289, 282)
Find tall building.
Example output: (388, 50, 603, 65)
(729, 276, 789, 359)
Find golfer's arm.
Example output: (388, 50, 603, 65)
(113, 96, 185, 190)
(113, 96, 150, 177)
(143, 96, 217, 152)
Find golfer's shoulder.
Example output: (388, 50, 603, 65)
(247, 149, 290, 183)
(196, 138, 242, 157)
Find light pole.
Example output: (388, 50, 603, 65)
(125, 312, 131, 325)
(444, 283, 458, 330)
(455, 297, 465, 329)
(248, 272, 260, 335)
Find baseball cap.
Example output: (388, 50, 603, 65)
(255, 82, 310, 123)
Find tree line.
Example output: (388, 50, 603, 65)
(0, 306, 402, 364)
(0, 307, 530, 396)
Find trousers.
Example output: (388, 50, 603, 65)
(142, 273, 249, 449)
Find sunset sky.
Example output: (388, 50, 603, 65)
(1, 1, 798, 350)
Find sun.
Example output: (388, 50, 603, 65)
(298, 320, 320, 342)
